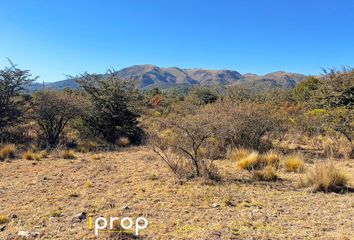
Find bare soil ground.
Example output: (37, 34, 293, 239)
(0, 147, 353, 239)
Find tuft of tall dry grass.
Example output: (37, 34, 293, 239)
(264, 150, 281, 168)
(237, 151, 265, 171)
(61, 150, 76, 159)
(23, 150, 48, 161)
(0, 144, 16, 161)
(23, 151, 36, 160)
(253, 166, 278, 181)
(282, 154, 305, 172)
(77, 141, 99, 152)
(300, 162, 349, 193)
(228, 148, 252, 161)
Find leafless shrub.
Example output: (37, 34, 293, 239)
(202, 101, 285, 153)
(30, 90, 85, 148)
(149, 111, 220, 180)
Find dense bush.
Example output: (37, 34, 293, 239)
(149, 99, 285, 179)
(76, 72, 144, 145)
(187, 86, 219, 105)
(0, 61, 36, 142)
(294, 69, 354, 157)
(203, 101, 285, 152)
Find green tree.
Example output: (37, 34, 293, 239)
(76, 72, 144, 144)
(0, 61, 36, 141)
(188, 87, 218, 105)
(294, 76, 320, 102)
(297, 68, 354, 156)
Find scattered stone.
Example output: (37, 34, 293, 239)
(69, 193, 80, 198)
(18, 231, 30, 237)
(211, 203, 220, 208)
(0, 225, 6, 232)
(122, 205, 130, 210)
(17, 230, 39, 238)
(10, 213, 18, 219)
(31, 232, 40, 238)
(72, 212, 87, 223)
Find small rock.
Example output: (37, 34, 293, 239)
(0, 225, 6, 232)
(10, 213, 18, 219)
(72, 212, 87, 223)
(18, 231, 30, 237)
(31, 162, 37, 166)
(211, 203, 220, 208)
(31, 232, 40, 237)
(69, 193, 80, 198)
(122, 205, 130, 210)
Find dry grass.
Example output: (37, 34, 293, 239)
(23, 151, 36, 160)
(228, 148, 252, 161)
(237, 151, 264, 170)
(253, 166, 278, 181)
(85, 180, 94, 188)
(0, 144, 16, 161)
(22, 151, 42, 161)
(264, 150, 281, 168)
(39, 150, 49, 158)
(301, 162, 350, 193)
(235, 150, 281, 172)
(0, 215, 9, 224)
(61, 150, 76, 159)
(50, 210, 62, 218)
(320, 135, 353, 159)
(117, 137, 130, 147)
(0, 147, 353, 239)
(282, 154, 305, 172)
(23, 150, 47, 161)
(77, 141, 99, 152)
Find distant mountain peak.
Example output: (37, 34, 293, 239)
(28, 64, 307, 91)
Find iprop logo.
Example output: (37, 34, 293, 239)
(88, 214, 148, 236)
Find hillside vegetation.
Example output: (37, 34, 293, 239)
(0, 63, 353, 239)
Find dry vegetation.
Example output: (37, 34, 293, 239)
(0, 145, 16, 161)
(61, 150, 76, 160)
(282, 154, 305, 173)
(301, 162, 350, 193)
(0, 64, 353, 239)
(0, 147, 353, 239)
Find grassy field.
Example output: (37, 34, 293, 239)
(0, 147, 353, 239)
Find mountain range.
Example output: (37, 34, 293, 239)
(29, 64, 307, 91)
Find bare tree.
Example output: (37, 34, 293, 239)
(31, 90, 85, 148)
(150, 112, 219, 179)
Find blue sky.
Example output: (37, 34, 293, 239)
(1, 0, 354, 82)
